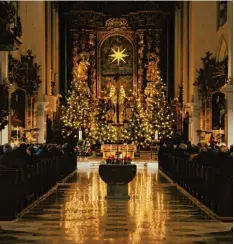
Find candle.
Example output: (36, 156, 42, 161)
(16, 126, 19, 141)
(110, 144, 112, 156)
(219, 127, 222, 142)
(126, 144, 128, 157)
(155, 130, 158, 140)
(79, 129, 82, 141)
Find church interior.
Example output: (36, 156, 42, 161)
(0, 1, 233, 243)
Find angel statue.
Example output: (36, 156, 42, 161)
(74, 57, 90, 81)
(145, 60, 159, 83)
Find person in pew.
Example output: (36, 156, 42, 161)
(3, 143, 13, 154)
(0, 144, 32, 169)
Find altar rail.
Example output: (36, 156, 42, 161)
(158, 148, 233, 219)
(0, 151, 77, 220)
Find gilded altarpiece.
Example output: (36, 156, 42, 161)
(70, 15, 164, 98)
(69, 12, 169, 125)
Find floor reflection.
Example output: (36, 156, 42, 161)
(0, 164, 232, 244)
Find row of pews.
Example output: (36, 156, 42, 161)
(158, 147, 233, 220)
(0, 148, 77, 220)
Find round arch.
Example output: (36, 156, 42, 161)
(216, 36, 228, 62)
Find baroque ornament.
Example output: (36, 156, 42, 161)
(105, 18, 128, 29)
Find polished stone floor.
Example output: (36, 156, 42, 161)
(0, 162, 232, 244)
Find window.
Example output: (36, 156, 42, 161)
(217, 1, 227, 29)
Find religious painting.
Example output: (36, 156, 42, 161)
(212, 92, 226, 130)
(100, 35, 133, 97)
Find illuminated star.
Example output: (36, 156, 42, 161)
(109, 47, 128, 65)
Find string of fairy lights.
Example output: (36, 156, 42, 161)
(61, 47, 175, 147)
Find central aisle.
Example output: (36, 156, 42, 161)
(0, 163, 232, 244)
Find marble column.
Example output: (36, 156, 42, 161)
(46, 1, 52, 96)
(0, 52, 9, 145)
(182, 1, 188, 104)
(174, 7, 179, 97)
(176, 5, 182, 97)
(55, 7, 59, 95)
(37, 1, 46, 142)
(36, 102, 47, 143)
(190, 89, 200, 144)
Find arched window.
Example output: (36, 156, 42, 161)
(217, 1, 228, 29)
(216, 36, 228, 62)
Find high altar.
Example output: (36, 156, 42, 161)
(66, 6, 172, 144)
(101, 144, 136, 159)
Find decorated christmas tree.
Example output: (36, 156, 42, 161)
(122, 95, 153, 147)
(88, 99, 117, 144)
(144, 61, 174, 141)
(61, 57, 93, 139)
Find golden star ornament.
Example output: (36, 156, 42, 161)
(109, 47, 128, 65)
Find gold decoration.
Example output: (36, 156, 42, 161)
(105, 18, 128, 29)
(109, 47, 128, 65)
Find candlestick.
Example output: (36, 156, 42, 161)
(16, 126, 19, 141)
(219, 127, 222, 142)
(155, 130, 158, 141)
(79, 129, 82, 141)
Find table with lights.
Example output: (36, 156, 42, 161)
(101, 144, 136, 159)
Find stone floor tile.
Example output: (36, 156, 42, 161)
(0, 162, 232, 243)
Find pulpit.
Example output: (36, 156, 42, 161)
(101, 144, 136, 159)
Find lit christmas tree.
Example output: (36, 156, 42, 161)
(122, 95, 153, 147)
(144, 61, 175, 140)
(61, 57, 93, 140)
(62, 48, 174, 147)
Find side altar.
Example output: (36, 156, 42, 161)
(101, 144, 136, 159)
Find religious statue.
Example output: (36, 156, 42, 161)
(106, 101, 116, 123)
(138, 33, 144, 46)
(74, 57, 90, 81)
(123, 102, 132, 121)
(146, 34, 153, 50)
(145, 60, 158, 83)
(216, 94, 226, 125)
(88, 33, 96, 48)
(212, 92, 226, 129)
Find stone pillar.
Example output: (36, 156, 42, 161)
(222, 84, 233, 146)
(36, 102, 47, 143)
(37, 1, 46, 142)
(174, 7, 179, 97)
(177, 4, 182, 97)
(55, 7, 59, 95)
(182, 1, 188, 104)
(46, 1, 52, 96)
(190, 89, 200, 144)
(190, 103, 200, 145)
(0, 52, 9, 145)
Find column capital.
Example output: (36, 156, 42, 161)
(221, 84, 233, 94)
(35, 101, 49, 110)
